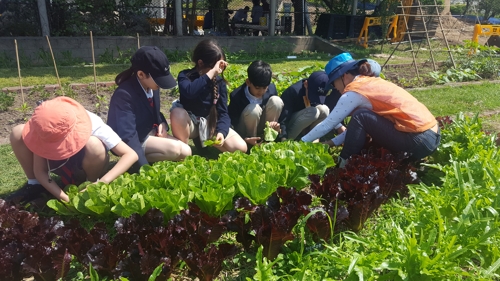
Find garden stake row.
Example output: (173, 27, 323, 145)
(14, 39, 24, 105)
(90, 31, 98, 95)
(45, 35, 63, 94)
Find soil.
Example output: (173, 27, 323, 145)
(0, 85, 179, 145)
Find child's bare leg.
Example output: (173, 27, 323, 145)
(145, 135, 192, 162)
(82, 136, 108, 182)
(10, 124, 35, 179)
(170, 107, 191, 144)
(217, 131, 247, 153)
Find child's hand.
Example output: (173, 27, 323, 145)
(157, 122, 169, 138)
(268, 121, 281, 133)
(214, 132, 225, 147)
(244, 137, 262, 146)
(214, 60, 228, 74)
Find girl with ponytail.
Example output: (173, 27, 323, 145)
(170, 39, 247, 153)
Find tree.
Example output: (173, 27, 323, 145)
(478, 0, 500, 19)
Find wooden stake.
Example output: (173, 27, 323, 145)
(90, 31, 98, 95)
(45, 35, 63, 94)
(137, 33, 140, 49)
(14, 39, 24, 104)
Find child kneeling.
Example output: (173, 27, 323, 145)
(8, 97, 138, 203)
(228, 60, 284, 146)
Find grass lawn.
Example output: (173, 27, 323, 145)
(0, 57, 331, 89)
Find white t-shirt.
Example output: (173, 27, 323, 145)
(87, 111, 121, 150)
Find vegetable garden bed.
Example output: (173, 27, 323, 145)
(2, 114, 500, 280)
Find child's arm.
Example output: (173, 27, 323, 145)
(99, 142, 138, 184)
(33, 154, 69, 202)
(178, 70, 211, 99)
(178, 61, 227, 99)
(214, 79, 231, 138)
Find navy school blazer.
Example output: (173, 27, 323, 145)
(177, 69, 231, 137)
(107, 76, 167, 169)
(280, 79, 342, 139)
(228, 83, 286, 139)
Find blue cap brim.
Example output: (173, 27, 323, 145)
(326, 59, 367, 86)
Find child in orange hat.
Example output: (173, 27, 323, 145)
(8, 96, 138, 203)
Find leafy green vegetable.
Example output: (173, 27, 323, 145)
(263, 121, 279, 142)
(203, 138, 222, 147)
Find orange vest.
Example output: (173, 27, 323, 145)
(344, 76, 436, 133)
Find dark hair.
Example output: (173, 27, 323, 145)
(346, 62, 374, 77)
(115, 68, 153, 85)
(115, 68, 134, 85)
(252, 0, 260, 6)
(247, 60, 272, 87)
(191, 39, 226, 138)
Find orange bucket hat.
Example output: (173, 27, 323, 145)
(22, 97, 92, 160)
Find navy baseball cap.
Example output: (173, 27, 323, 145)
(131, 46, 176, 89)
(306, 71, 329, 104)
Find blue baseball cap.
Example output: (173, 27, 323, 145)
(325, 53, 353, 75)
(131, 46, 176, 89)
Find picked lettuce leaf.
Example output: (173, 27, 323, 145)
(204, 138, 222, 146)
(263, 121, 279, 142)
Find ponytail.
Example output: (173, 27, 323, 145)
(115, 67, 135, 85)
(207, 75, 219, 138)
(347, 62, 374, 77)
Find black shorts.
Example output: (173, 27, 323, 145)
(48, 149, 86, 186)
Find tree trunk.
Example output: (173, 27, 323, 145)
(442, 0, 450, 15)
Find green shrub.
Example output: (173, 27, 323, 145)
(0, 92, 15, 111)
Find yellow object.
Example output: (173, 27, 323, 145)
(472, 24, 500, 43)
(195, 15, 204, 27)
(394, 0, 413, 42)
(148, 18, 166, 25)
(259, 17, 267, 26)
(357, 15, 399, 48)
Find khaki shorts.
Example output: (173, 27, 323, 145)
(141, 128, 158, 151)
(188, 117, 239, 140)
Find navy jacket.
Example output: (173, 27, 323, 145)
(178, 69, 231, 137)
(280, 79, 341, 138)
(228, 83, 285, 138)
(107, 77, 167, 169)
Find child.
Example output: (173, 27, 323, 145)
(228, 60, 284, 146)
(8, 97, 138, 203)
(170, 39, 247, 153)
(280, 71, 344, 140)
(107, 46, 191, 172)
